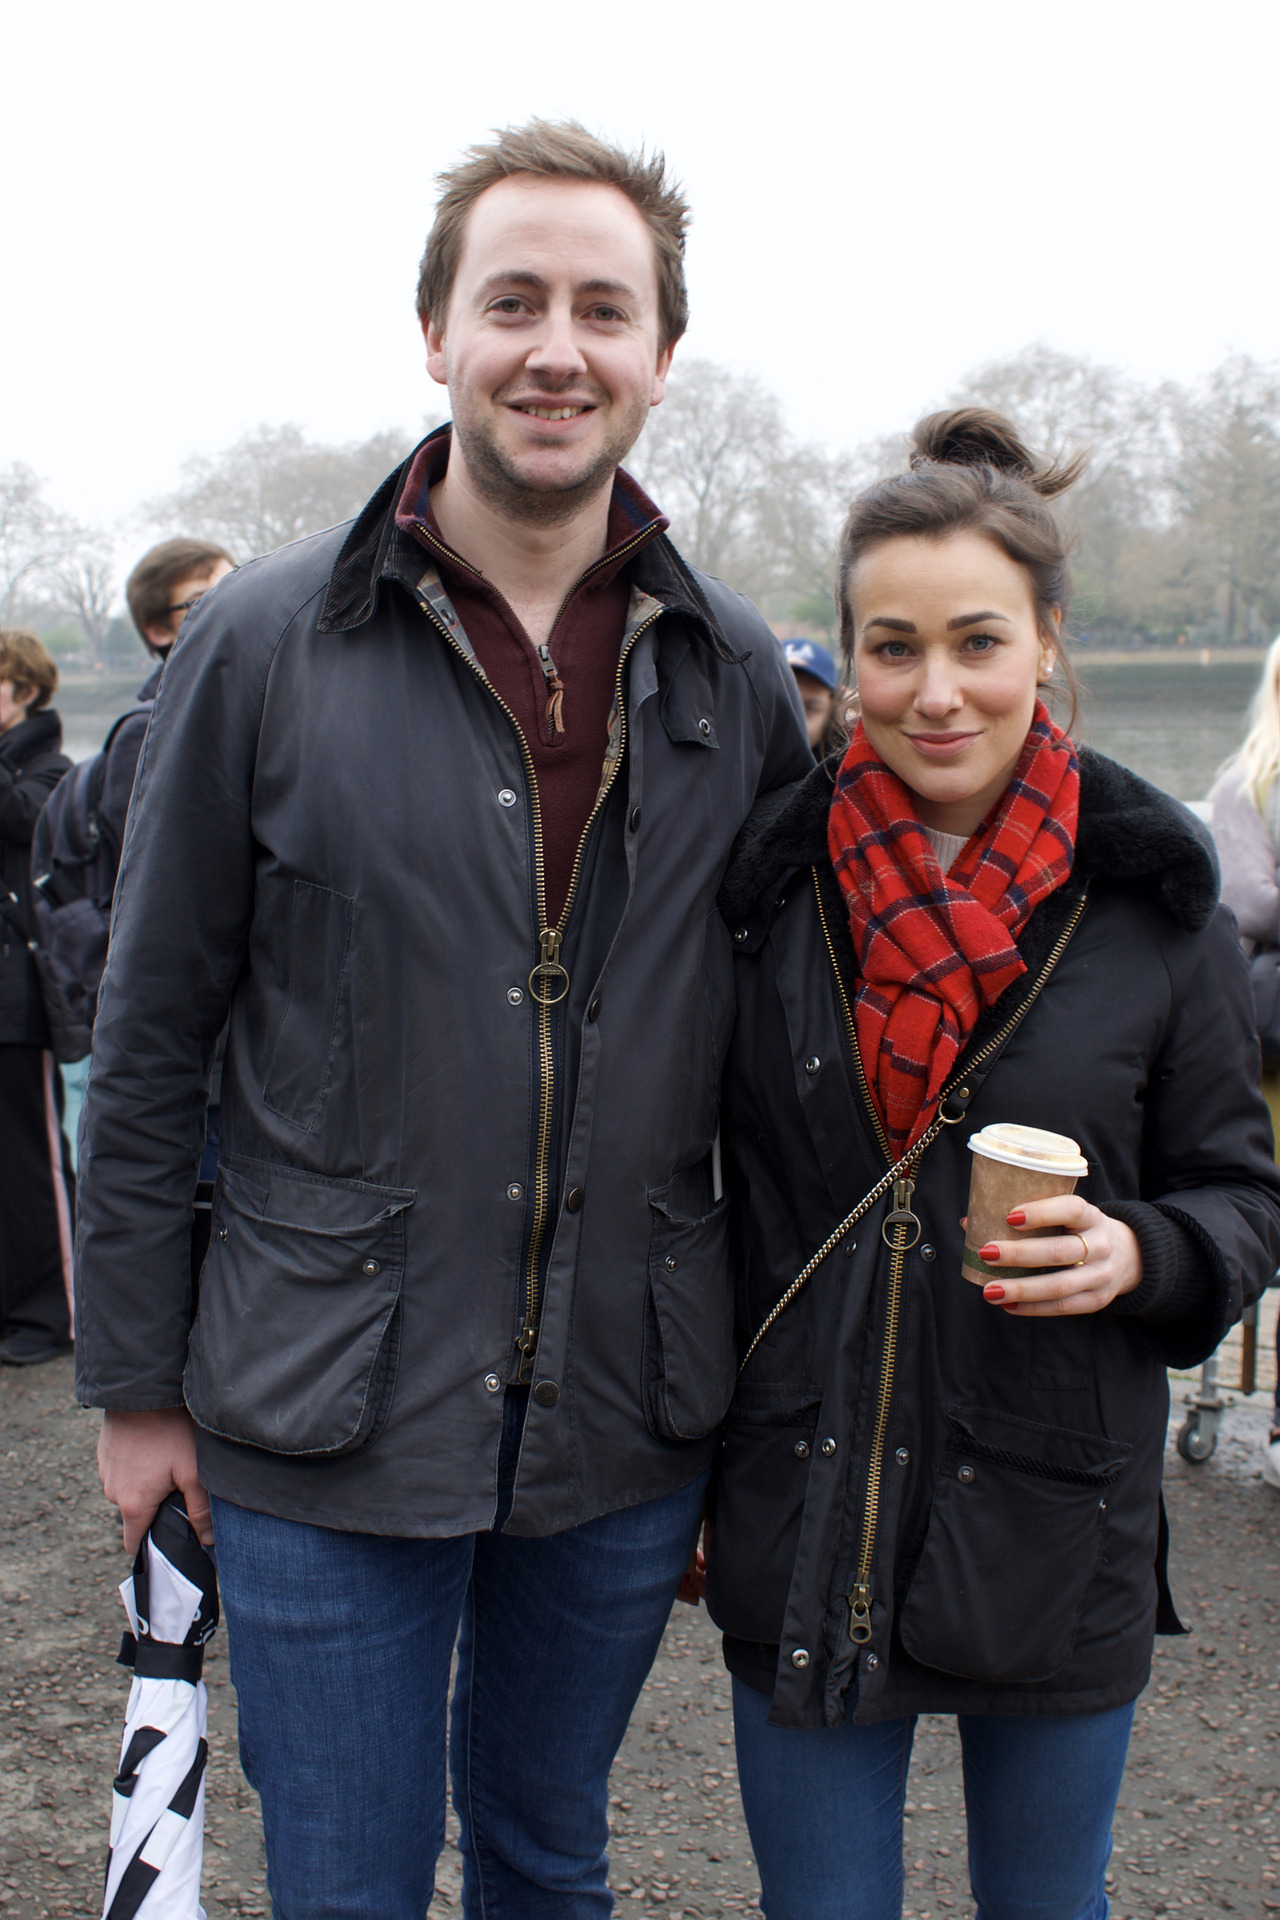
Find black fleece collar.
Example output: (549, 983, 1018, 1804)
(719, 746, 1219, 935)
(0, 707, 63, 769)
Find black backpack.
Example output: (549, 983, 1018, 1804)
(29, 703, 153, 1058)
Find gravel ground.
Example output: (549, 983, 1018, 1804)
(2, 1352, 1278, 1919)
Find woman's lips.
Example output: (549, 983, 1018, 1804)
(903, 731, 979, 760)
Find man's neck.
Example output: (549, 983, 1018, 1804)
(429, 456, 614, 648)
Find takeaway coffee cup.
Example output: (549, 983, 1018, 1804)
(962, 1123, 1090, 1286)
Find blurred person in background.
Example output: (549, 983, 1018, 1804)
(784, 638, 846, 761)
(1208, 630, 1280, 1489)
(0, 630, 74, 1365)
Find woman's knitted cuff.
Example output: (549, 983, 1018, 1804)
(1101, 1200, 1213, 1323)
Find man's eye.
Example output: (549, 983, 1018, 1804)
(491, 298, 526, 315)
(588, 305, 624, 322)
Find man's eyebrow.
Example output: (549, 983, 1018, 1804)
(474, 271, 639, 302)
(947, 610, 1010, 630)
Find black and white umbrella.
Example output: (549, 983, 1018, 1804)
(102, 1494, 219, 1920)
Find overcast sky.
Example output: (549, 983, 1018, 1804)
(3, 0, 1277, 532)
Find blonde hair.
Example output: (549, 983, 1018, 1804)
(1224, 633, 1280, 813)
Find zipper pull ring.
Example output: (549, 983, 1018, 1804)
(881, 1176, 922, 1249)
(515, 1324, 538, 1381)
(849, 1582, 873, 1644)
(529, 926, 570, 1006)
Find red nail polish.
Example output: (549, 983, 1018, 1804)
(978, 1242, 1001, 1262)
(983, 1284, 1005, 1302)
(1005, 1209, 1026, 1227)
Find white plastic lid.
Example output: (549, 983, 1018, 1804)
(968, 1122, 1088, 1177)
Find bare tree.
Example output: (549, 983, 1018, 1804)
(1165, 356, 1280, 642)
(150, 424, 417, 559)
(632, 360, 847, 620)
(0, 463, 67, 623)
(56, 537, 117, 668)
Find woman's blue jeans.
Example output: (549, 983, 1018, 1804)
(732, 1676, 1134, 1920)
(210, 1433, 706, 1919)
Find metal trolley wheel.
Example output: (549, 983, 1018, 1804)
(1175, 1412, 1218, 1463)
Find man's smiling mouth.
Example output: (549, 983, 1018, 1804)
(511, 403, 593, 420)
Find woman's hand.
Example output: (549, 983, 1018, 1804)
(973, 1194, 1142, 1317)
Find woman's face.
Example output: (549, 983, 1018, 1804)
(849, 530, 1058, 836)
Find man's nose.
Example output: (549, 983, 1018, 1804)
(526, 301, 589, 379)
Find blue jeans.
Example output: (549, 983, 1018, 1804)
(211, 1403, 706, 1919)
(732, 1677, 1134, 1920)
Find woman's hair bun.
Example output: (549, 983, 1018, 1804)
(909, 406, 1084, 499)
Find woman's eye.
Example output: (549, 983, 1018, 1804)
(965, 633, 999, 653)
(875, 640, 913, 660)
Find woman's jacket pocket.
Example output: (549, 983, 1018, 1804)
(641, 1169, 732, 1442)
(897, 1404, 1132, 1685)
(705, 1386, 821, 1643)
(184, 1156, 416, 1457)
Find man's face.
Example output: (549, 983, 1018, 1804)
(143, 558, 235, 655)
(792, 669, 835, 751)
(424, 176, 674, 522)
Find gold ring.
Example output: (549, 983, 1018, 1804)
(1068, 1231, 1089, 1268)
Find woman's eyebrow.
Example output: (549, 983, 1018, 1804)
(947, 610, 1011, 629)
(864, 616, 916, 633)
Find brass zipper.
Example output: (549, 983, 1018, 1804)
(814, 870, 1089, 1644)
(414, 582, 664, 1380)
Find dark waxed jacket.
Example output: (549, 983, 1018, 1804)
(0, 708, 71, 1045)
(705, 752, 1280, 1729)
(73, 446, 812, 1537)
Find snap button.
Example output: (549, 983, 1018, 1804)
(587, 997, 601, 1021)
(790, 1647, 810, 1669)
(865, 1652, 879, 1670)
(484, 1373, 502, 1394)
(533, 1380, 560, 1408)
(804, 1056, 821, 1075)
(361, 1259, 381, 1276)
(698, 717, 711, 737)
(920, 1243, 936, 1261)
(664, 1255, 678, 1271)
(507, 987, 524, 1006)
(842, 1239, 857, 1256)
(734, 927, 748, 944)
(895, 1447, 910, 1466)
(217, 1226, 227, 1242)
(507, 1183, 523, 1202)
(794, 1440, 810, 1459)
(629, 807, 642, 832)
(958, 1464, 976, 1484)
(820, 1437, 837, 1457)
(566, 1187, 585, 1213)
(497, 788, 517, 808)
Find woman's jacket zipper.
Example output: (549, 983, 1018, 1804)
(812, 871, 1089, 1646)
(412, 559, 662, 1380)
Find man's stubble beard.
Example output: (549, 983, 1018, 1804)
(451, 393, 652, 529)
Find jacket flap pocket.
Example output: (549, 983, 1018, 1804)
(947, 1404, 1131, 1485)
(897, 1404, 1130, 1686)
(219, 1155, 415, 1237)
(642, 1173, 732, 1443)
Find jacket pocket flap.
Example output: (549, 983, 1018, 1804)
(219, 1156, 416, 1237)
(946, 1404, 1131, 1485)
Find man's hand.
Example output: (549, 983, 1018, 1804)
(675, 1516, 712, 1607)
(974, 1194, 1143, 1318)
(98, 1407, 214, 1552)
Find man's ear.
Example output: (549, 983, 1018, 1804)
(141, 622, 174, 655)
(650, 340, 676, 408)
(422, 313, 449, 389)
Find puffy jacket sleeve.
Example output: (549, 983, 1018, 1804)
(74, 576, 289, 1408)
(1209, 766, 1280, 946)
(1103, 901, 1280, 1368)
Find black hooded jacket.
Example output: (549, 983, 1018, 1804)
(706, 750, 1280, 1728)
(0, 708, 71, 1046)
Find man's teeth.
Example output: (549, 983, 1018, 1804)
(522, 405, 587, 420)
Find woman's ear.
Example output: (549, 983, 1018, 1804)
(1038, 609, 1062, 684)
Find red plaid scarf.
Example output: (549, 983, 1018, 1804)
(828, 702, 1079, 1156)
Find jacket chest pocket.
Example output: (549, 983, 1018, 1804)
(642, 1172, 732, 1442)
(184, 1157, 415, 1456)
(897, 1404, 1131, 1685)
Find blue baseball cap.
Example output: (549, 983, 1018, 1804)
(783, 639, 838, 692)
